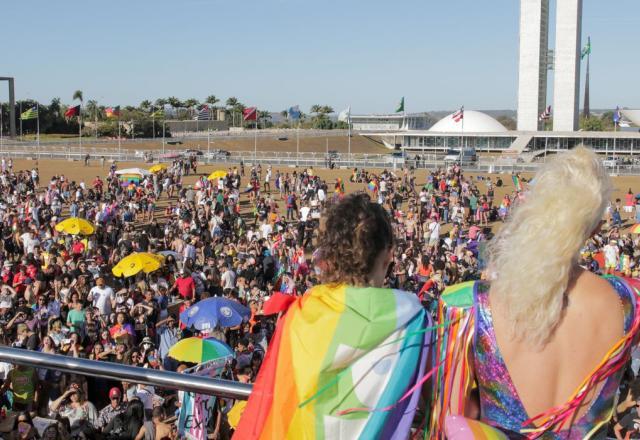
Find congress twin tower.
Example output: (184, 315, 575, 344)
(517, 0, 582, 132)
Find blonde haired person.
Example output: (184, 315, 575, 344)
(433, 147, 640, 438)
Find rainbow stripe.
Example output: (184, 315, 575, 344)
(235, 284, 429, 439)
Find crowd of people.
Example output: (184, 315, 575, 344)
(0, 151, 635, 439)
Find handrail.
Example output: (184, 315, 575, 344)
(0, 346, 252, 400)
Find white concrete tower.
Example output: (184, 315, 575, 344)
(553, 0, 583, 131)
(517, 0, 550, 132)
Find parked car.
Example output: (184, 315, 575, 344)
(184, 149, 204, 156)
(384, 151, 405, 165)
(444, 148, 477, 164)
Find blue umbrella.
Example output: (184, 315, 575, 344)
(180, 297, 250, 330)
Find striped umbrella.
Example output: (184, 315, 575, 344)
(168, 337, 234, 364)
(629, 224, 640, 234)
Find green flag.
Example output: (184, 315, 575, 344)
(20, 106, 38, 120)
(581, 36, 591, 60)
(395, 97, 404, 113)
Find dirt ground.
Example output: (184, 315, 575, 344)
(17, 134, 390, 155)
(14, 157, 640, 223)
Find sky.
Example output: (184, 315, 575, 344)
(1, 0, 638, 114)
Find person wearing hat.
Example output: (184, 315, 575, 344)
(96, 387, 124, 430)
(156, 315, 179, 370)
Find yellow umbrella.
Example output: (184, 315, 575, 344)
(207, 170, 227, 180)
(54, 217, 95, 235)
(112, 252, 164, 278)
(148, 164, 168, 173)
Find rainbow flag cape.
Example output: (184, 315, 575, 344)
(234, 284, 430, 439)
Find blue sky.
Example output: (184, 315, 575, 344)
(1, 0, 638, 114)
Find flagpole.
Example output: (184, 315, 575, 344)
(118, 120, 121, 157)
(79, 103, 82, 156)
(162, 121, 165, 154)
(296, 121, 300, 168)
(254, 109, 258, 163)
(207, 128, 210, 161)
(152, 106, 155, 140)
(19, 102, 22, 141)
(36, 102, 40, 159)
(0, 100, 3, 154)
(347, 107, 351, 167)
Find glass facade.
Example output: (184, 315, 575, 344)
(402, 134, 640, 154)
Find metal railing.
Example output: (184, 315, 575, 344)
(0, 346, 252, 400)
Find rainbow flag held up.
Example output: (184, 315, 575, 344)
(512, 174, 522, 192)
(234, 284, 431, 439)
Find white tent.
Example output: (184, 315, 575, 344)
(114, 168, 152, 177)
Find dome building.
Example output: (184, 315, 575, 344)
(429, 110, 508, 133)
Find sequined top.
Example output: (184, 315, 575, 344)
(473, 277, 637, 439)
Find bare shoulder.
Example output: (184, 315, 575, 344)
(568, 270, 624, 339)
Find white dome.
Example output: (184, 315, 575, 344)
(429, 110, 508, 133)
(621, 109, 640, 126)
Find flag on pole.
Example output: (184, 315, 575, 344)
(452, 106, 464, 123)
(20, 106, 38, 120)
(243, 107, 257, 121)
(194, 106, 210, 120)
(395, 97, 404, 113)
(613, 106, 621, 126)
(287, 105, 301, 120)
(150, 109, 165, 119)
(338, 106, 351, 123)
(539, 105, 552, 121)
(581, 36, 592, 60)
(105, 106, 121, 118)
(64, 105, 80, 119)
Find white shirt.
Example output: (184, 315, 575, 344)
(89, 285, 115, 316)
(429, 221, 440, 240)
(21, 233, 39, 254)
(221, 270, 236, 289)
(300, 206, 311, 222)
(259, 223, 273, 239)
(317, 188, 326, 202)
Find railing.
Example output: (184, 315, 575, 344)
(0, 346, 252, 400)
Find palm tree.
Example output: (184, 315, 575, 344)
(205, 95, 219, 108)
(86, 99, 99, 138)
(73, 90, 83, 104)
(226, 97, 239, 126)
(154, 98, 168, 109)
(321, 105, 334, 115)
(167, 97, 182, 119)
(205, 95, 220, 120)
(280, 109, 288, 119)
(183, 98, 199, 119)
(258, 110, 271, 129)
(139, 100, 152, 112)
(310, 104, 322, 115)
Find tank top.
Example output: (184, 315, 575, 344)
(473, 277, 639, 438)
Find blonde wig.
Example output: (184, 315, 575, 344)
(487, 147, 612, 346)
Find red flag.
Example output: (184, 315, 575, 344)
(262, 292, 297, 315)
(242, 107, 257, 121)
(64, 105, 80, 119)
